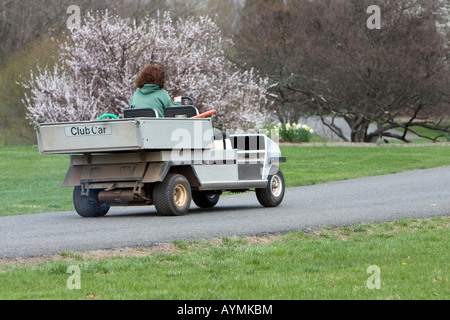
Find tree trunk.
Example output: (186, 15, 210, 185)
(345, 117, 371, 143)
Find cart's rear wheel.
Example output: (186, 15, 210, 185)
(256, 167, 285, 207)
(73, 186, 110, 218)
(153, 174, 192, 216)
(192, 191, 221, 208)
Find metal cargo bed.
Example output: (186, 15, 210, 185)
(36, 118, 214, 154)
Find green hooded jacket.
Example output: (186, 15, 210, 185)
(130, 84, 180, 117)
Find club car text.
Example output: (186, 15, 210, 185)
(65, 125, 111, 137)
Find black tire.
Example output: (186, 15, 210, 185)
(153, 174, 192, 216)
(256, 167, 285, 207)
(73, 186, 110, 218)
(192, 191, 220, 208)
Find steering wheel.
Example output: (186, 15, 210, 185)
(97, 114, 119, 120)
(181, 96, 194, 106)
(179, 97, 215, 118)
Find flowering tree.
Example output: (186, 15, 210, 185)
(23, 11, 271, 129)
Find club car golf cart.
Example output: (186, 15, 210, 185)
(35, 97, 286, 217)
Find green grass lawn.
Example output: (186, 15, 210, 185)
(280, 144, 450, 187)
(1, 144, 449, 216)
(0, 146, 72, 216)
(0, 216, 448, 299)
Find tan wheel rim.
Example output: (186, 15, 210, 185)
(270, 175, 283, 197)
(174, 184, 187, 207)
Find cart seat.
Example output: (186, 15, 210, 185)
(124, 108, 159, 118)
(164, 106, 199, 118)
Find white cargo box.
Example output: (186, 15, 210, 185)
(36, 118, 215, 154)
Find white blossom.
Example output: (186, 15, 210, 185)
(23, 11, 272, 129)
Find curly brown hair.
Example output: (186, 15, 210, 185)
(134, 64, 166, 89)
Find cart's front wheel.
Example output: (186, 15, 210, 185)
(192, 191, 221, 208)
(256, 167, 285, 207)
(73, 186, 110, 218)
(153, 174, 192, 216)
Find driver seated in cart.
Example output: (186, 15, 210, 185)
(130, 64, 182, 117)
(129, 63, 224, 148)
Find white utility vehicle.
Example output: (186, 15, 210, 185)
(36, 99, 286, 217)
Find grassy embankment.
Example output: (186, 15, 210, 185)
(0, 216, 448, 299)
